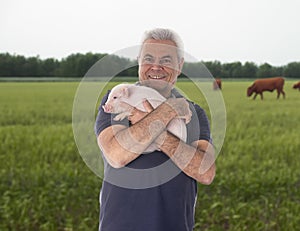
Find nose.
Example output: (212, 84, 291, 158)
(102, 104, 112, 113)
(151, 63, 163, 70)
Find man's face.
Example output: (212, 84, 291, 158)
(138, 39, 184, 95)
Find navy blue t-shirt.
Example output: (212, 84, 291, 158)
(94, 87, 211, 231)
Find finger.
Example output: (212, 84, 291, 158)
(130, 107, 137, 115)
(128, 108, 139, 124)
(142, 99, 154, 113)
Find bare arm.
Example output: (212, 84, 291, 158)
(97, 99, 189, 168)
(155, 131, 216, 185)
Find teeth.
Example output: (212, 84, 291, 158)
(150, 75, 163, 79)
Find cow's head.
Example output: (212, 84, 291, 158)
(247, 85, 254, 97)
(293, 83, 300, 89)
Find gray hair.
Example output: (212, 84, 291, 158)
(139, 28, 184, 61)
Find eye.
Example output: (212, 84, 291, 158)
(160, 58, 172, 65)
(113, 96, 117, 99)
(143, 56, 154, 63)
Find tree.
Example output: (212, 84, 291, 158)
(231, 62, 243, 78)
(0, 51, 299, 78)
(257, 63, 273, 78)
(0, 53, 14, 76)
(203, 61, 222, 78)
(41, 58, 60, 76)
(221, 62, 238, 78)
(283, 62, 300, 78)
(22, 57, 42, 76)
(241, 62, 258, 78)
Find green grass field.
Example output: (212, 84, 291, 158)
(0, 80, 299, 230)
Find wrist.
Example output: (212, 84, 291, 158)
(154, 130, 168, 148)
(154, 102, 177, 123)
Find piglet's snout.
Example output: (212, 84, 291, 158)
(102, 104, 113, 113)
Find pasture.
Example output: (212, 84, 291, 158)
(0, 80, 299, 230)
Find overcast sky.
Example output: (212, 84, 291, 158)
(1, 0, 299, 66)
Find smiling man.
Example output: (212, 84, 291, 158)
(94, 28, 216, 231)
(138, 38, 183, 98)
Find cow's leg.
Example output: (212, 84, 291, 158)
(282, 90, 286, 99)
(277, 89, 284, 99)
(253, 93, 258, 100)
(260, 93, 263, 100)
(277, 89, 286, 99)
(277, 89, 280, 99)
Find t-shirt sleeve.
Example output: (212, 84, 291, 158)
(194, 103, 212, 142)
(94, 91, 129, 137)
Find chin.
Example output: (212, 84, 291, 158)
(140, 79, 172, 92)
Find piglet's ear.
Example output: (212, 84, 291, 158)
(122, 86, 130, 98)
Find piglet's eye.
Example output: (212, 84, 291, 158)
(113, 96, 117, 99)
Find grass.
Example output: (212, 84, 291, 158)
(0, 80, 299, 230)
(194, 80, 300, 230)
(0, 82, 101, 230)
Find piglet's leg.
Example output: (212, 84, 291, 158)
(114, 111, 131, 121)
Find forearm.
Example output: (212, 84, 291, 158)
(98, 102, 177, 168)
(155, 131, 216, 184)
(118, 102, 176, 153)
(98, 125, 140, 168)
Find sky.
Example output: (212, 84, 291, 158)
(1, 0, 299, 66)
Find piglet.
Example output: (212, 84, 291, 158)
(103, 83, 189, 152)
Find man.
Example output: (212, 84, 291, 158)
(95, 28, 216, 231)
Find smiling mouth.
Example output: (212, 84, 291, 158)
(148, 75, 166, 80)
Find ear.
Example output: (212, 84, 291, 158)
(121, 86, 130, 98)
(178, 57, 184, 72)
(173, 57, 184, 84)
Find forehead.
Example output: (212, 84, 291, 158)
(140, 39, 178, 57)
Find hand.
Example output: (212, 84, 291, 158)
(165, 98, 192, 124)
(127, 100, 154, 124)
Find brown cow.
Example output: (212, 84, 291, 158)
(213, 78, 222, 90)
(247, 77, 285, 100)
(293, 81, 300, 91)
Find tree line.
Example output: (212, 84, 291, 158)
(0, 52, 299, 78)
